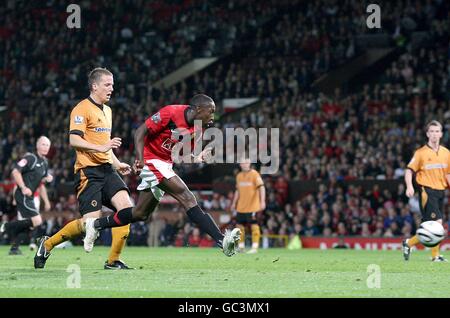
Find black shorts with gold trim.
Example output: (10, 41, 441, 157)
(236, 212, 259, 224)
(417, 185, 444, 221)
(74, 164, 130, 215)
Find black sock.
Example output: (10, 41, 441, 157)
(94, 207, 133, 230)
(10, 226, 32, 250)
(6, 219, 33, 236)
(30, 228, 39, 245)
(186, 205, 224, 244)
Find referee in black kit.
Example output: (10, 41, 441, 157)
(0, 136, 53, 255)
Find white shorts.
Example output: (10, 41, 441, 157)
(137, 159, 176, 201)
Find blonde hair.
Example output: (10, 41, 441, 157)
(425, 120, 442, 132)
(88, 67, 113, 91)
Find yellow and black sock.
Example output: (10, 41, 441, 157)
(107, 224, 130, 264)
(431, 244, 440, 259)
(237, 224, 245, 248)
(407, 235, 419, 248)
(44, 219, 83, 252)
(251, 224, 261, 249)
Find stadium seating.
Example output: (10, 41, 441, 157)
(0, 0, 449, 246)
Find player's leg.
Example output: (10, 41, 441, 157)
(84, 189, 160, 253)
(44, 169, 103, 252)
(5, 192, 39, 254)
(95, 168, 136, 268)
(429, 189, 446, 262)
(103, 188, 160, 269)
(247, 213, 261, 254)
(2, 216, 33, 255)
(84, 161, 163, 249)
(235, 213, 246, 251)
(403, 186, 426, 260)
(29, 195, 42, 250)
(34, 168, 102, 268)
(89, 162, 165, 232)
(94, 190, 160, 228)
(158, 176, 224, 242)
(96, 168, 134, 269)
(158, 176, 241, 256)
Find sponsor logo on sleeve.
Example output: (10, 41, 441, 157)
(74, 116, 84, 124)
(151, 112, 161, 124)
(18, 159, 28, 167)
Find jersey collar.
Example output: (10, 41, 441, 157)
(426, 143, 440, 155)
(88, 96, 104, 110)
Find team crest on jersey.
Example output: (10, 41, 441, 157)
(151, 112, 161, 124)
(74, 116, 84, 124)
(18, 158, 28, 167)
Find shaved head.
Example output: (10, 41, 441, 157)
(37, 136, 51, 146)
(191, 94, 214, 108)
(190, 94, 216, 126)
(36, 136, 51, 157)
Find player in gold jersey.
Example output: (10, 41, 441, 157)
(403, 120, 450, 262)
(34, 68, 134, 269)
(231, 158, 266, 254)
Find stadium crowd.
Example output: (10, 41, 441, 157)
(1, 0, 449, 247)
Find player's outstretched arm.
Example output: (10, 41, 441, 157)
(133, 123, 148, 173)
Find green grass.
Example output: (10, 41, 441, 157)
(0, 246, 449, 297)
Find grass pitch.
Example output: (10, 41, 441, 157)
(0, 246, 448, 298)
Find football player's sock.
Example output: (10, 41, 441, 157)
(5, 219, 32, 236)
(407, 235, 419, 247)
(431, 244, 440, 259)
(237, 224, 245, 249)
(30, 227, 40, 245)
(94, 207, 133, 229)
(251, 224, 261, 249)
(10, 239, 20, 250)
(186, 205, 224, 244)
(44, 219, 83, 251)
(107, 225, 130, 264)
(10, 229, 29, 251)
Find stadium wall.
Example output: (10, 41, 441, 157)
(300, 237, 450, 251)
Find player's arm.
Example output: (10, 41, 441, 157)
(11, 169, 32, 196)
(11, 155, 34, 196)
(258, 185, 266, 212)
(69, 134, 121, 153)
(405, 151, 420, 198)
(404, 169, 415, 197)
(255, 173, 266, 212)
(230, 190, 239, 212)
(111, 150, 131, 175)
(39, 183, 51, 212)
(134, 107, 171, 172)
(134, 122, 147, 167)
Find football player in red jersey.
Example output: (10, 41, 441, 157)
(82, 94, 241, 256)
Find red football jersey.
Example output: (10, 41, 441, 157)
(143, 105, 199, 163)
